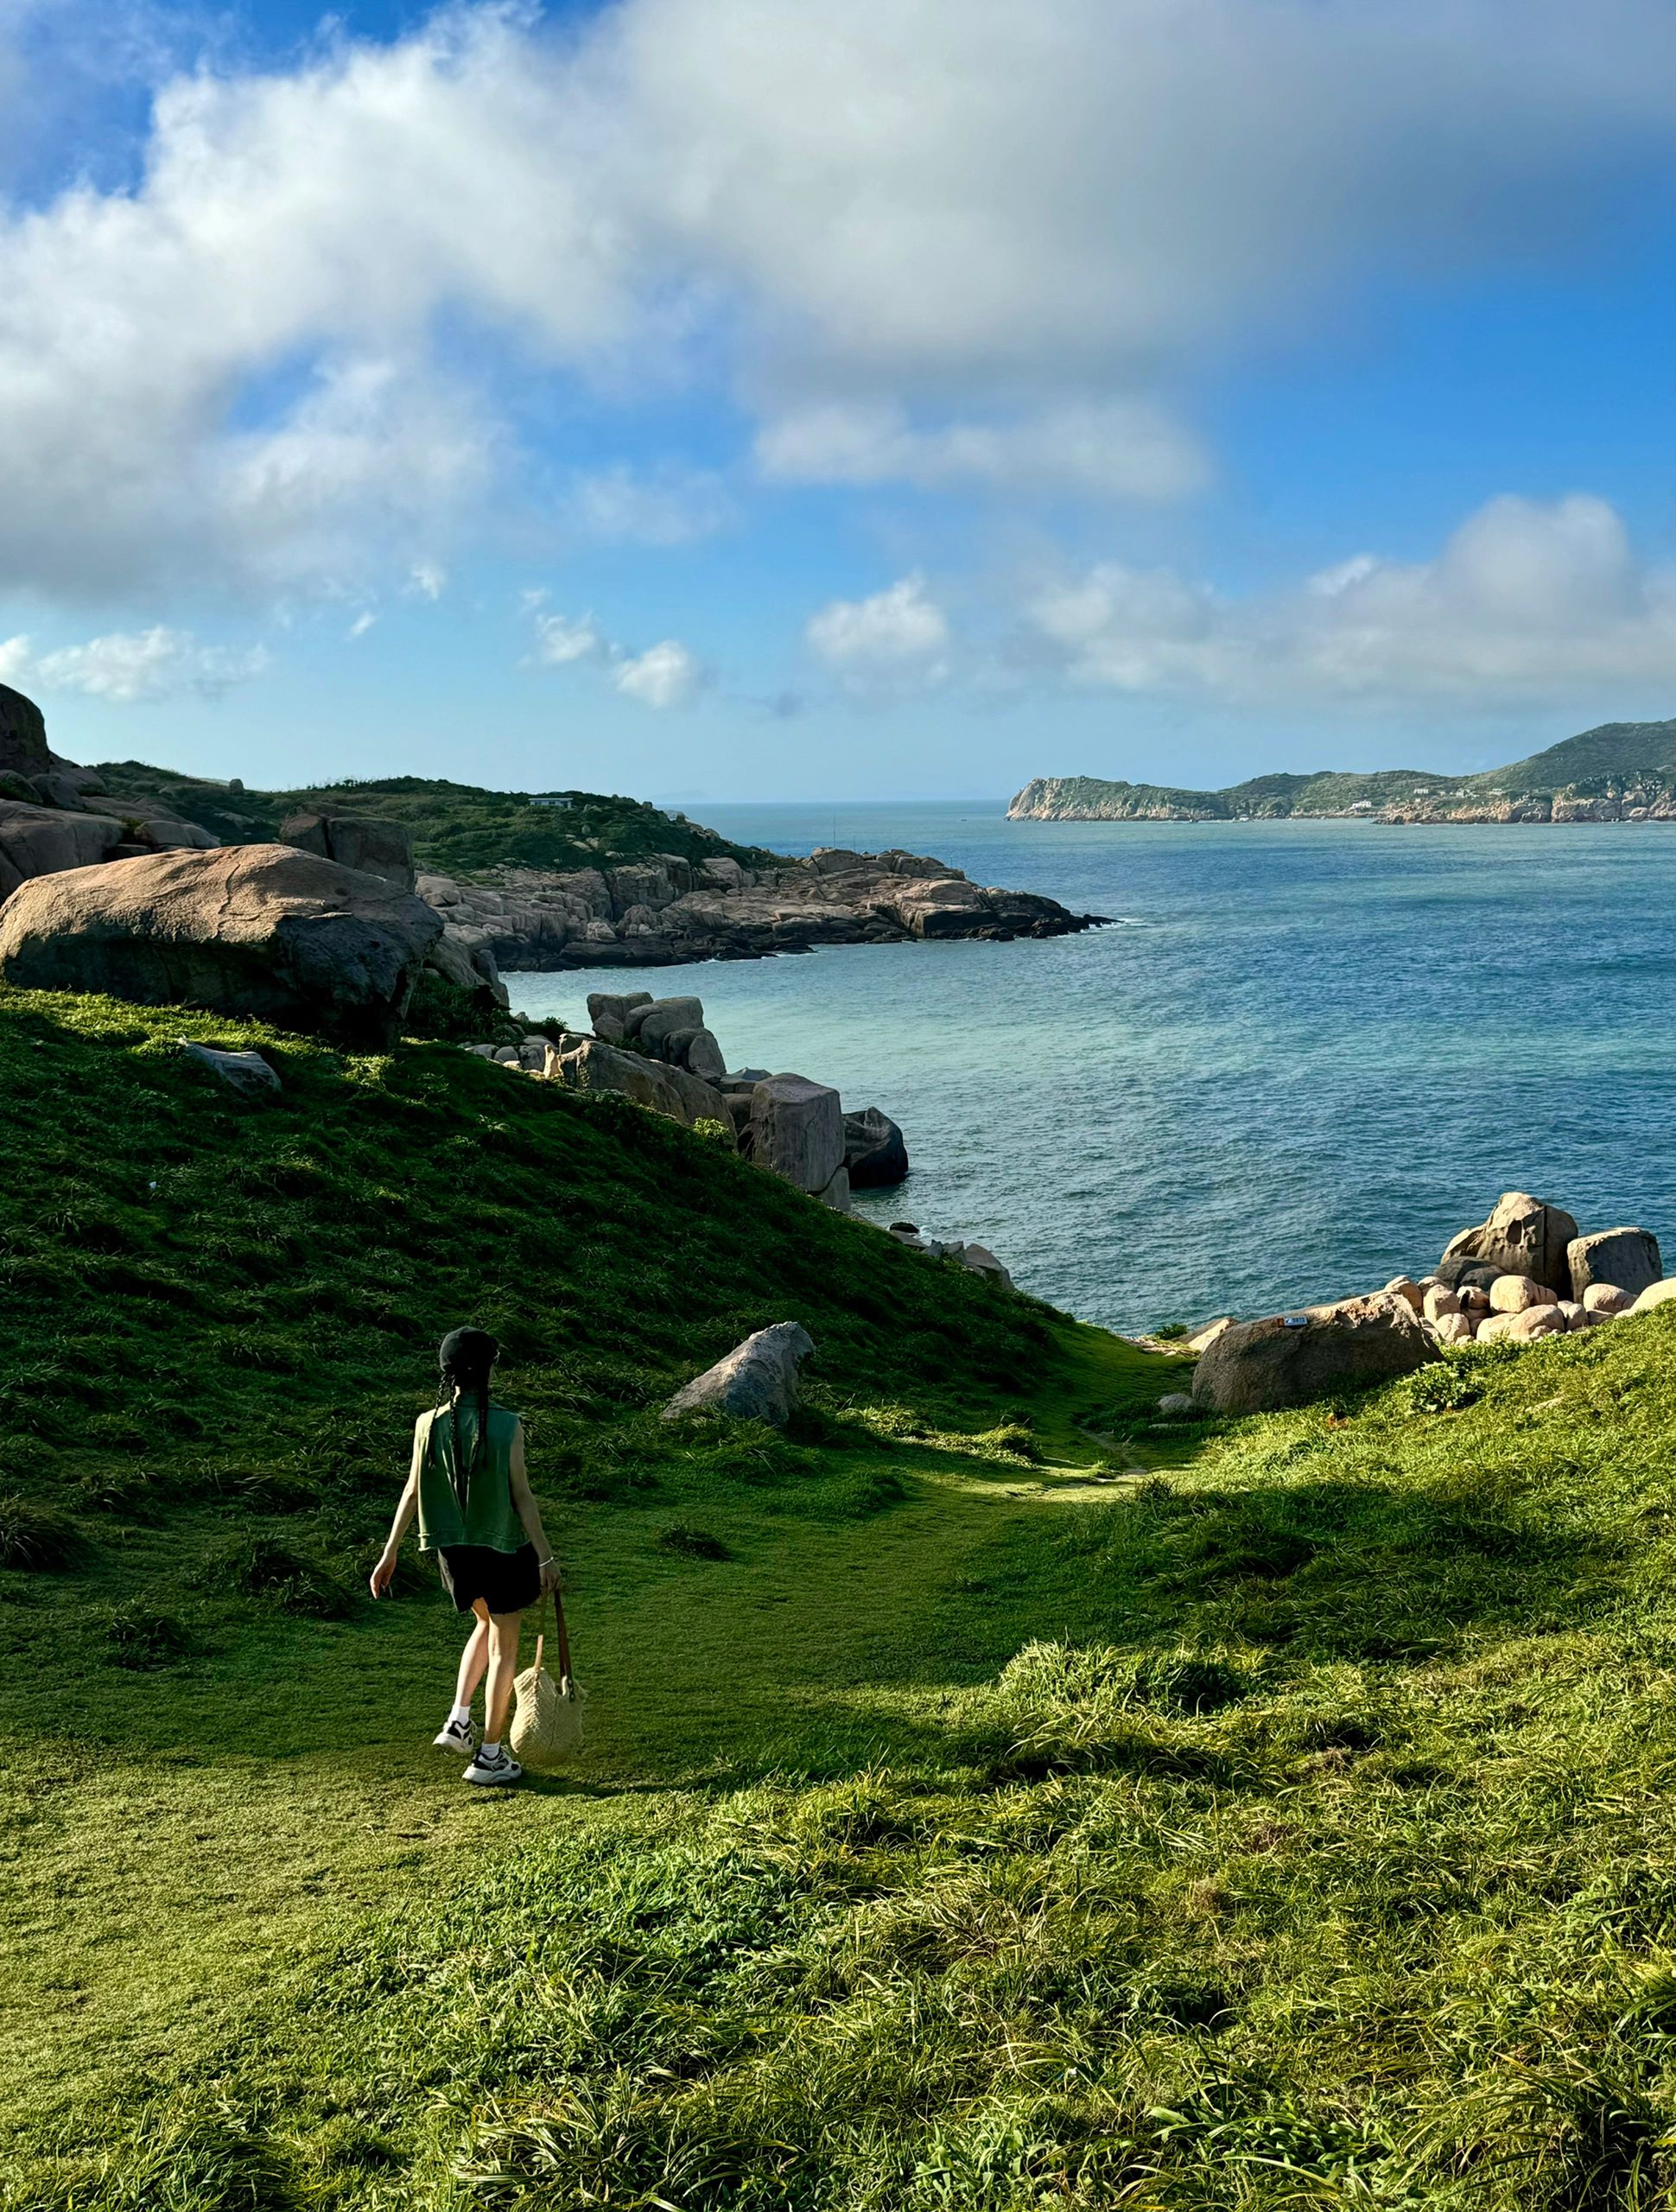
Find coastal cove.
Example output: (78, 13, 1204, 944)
(509, 804, 1676, 1335)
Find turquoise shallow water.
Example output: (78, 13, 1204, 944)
(505, 804, 1676, 1334)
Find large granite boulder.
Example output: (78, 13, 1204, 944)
(543, 1034, 727, 1128)
(843, 1105, 909, 1188)
(631, 996, 706, 1053)
(0, 843, 441, 1047)
(1630, 1280, 1676, 1316)
(0, 803, 124, 898)
(1568, 1228, 1662, 1303)
(1190, 1291, 1438, 1414)
(1440, 1192, 1578, 1298)
(280, 811, 416, 892)
(661, 1322, 815, 1426)
(748, 1073, 849, 1208)
(586, 989, 651, 1044)
(666, 1025, 727, 1082)
(0, 683, 48, 778)
(887, 877, 993, 938)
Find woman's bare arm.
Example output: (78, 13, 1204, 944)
(509, 1424, 561, 1595)
(370, 1420, 425, 1596)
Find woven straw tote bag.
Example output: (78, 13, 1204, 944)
(511, 1589, 584, 1767)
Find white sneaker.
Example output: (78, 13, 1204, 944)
(464, 1746, 523, 1786)
(433, 1717, 475, 1756)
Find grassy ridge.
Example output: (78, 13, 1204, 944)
(86, 766, 780, 877)
(1014, 716, 1676, 817)
(11, 991, 1676, 2206)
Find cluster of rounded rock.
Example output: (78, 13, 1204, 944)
(416, 846, 1096, 971)
(465, 988, 908, 1211)
(1184, 1192, 1673, 1415)
(465, 991, 1013, 1287)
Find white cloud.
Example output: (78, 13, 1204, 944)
(407, 561, 448, 601)
(1023, 494, 1676, 709)
(0, 626, 270, 702)
(612, 639, 705, 709)
(756, 399, 1208, 500)
(529, 605, 706, 707)
(7, 3, 1676, 596)
(806, 573, 950, 690)
(346, 610, 378, 640)
(563, 464, 732, 545)
(531, 611, 609, 666)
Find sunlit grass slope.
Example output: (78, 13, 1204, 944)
(9, 988, 1676, 2208)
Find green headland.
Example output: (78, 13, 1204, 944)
(1010, 715, 1676, 822)
(8, 985, 1676, 2205)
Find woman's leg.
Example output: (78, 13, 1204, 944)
(454, 1606, 492, 1711)
(482, 1610, 523, 1745)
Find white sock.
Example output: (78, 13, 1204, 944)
(479, 1739, 501, 1760)
(448, 1702, 471, 1730)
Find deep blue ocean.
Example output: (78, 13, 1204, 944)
(505, 804, 1676, 1334)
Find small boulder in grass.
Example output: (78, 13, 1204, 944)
(1554, 1300, 1590, 1332)
(1422, 1284, 1461, 1321)
(1431, 1311, 1474, 1347)
(1584, 1283, 1634, 1316)
(662, 1322, 816, 1428)
(1458, 1284, 1492, 1316)
(1489, 1274, 1558, 1314)
(1631, 1280, 1676, 1315)
(179, 1040, 280, 1096)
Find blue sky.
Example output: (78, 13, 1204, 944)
(5, 0, 1676, 800)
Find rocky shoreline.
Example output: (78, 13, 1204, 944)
(1011, 773, 1676, 825)
(416, 846, 1104, 972)
(1171, 1190, 1675, 1416)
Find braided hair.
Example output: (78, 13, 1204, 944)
(436, 1326, 498, 1512)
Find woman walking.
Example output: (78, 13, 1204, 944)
(371, 1326, 560, 1786)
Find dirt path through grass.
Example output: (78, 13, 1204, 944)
(6, 1426, 1150, 2143)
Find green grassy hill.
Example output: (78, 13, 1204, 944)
(1489, 716, 1676, 798)
(87, 766, 779, 877)
(10, 988, 1676, 2208)
(1013, 715, 1676, 819)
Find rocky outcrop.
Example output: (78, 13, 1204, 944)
(0, 804, 126, 897)
(1174, 1188, 1669, 1373)
(0, 843, 441, 1048)
(1568, 1228, 1662, 1304)
(843, 1106, 909, 1188)
(282, 812, 416, 890)
(661, 1322, 816, 1427)
(746, 1073, 849, 1210)
(415, 846, 1101, 971)
(543, 1035, 728, 1128)
(1190, 1292, 1437, 1414)
(0, 683, 49, 779)
(1441, 1192, 1578, 1298)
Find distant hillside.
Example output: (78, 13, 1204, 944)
(89, 766, 779, 877)
(1011, 717, 1676, 824)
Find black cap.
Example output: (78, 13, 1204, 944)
(438, 1326, 498, 1379)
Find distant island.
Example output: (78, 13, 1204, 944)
(1009, 716, 1676, 824)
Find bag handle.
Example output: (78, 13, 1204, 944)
(531, 1586, 575, 1689)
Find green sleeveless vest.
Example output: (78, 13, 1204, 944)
(413, 1402, 525, 1553)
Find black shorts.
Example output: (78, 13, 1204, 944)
(436, 1541, 540, 1616)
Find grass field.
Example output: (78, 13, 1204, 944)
(8, 989, 1676, 2208)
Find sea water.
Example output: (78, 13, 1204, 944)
(505, 805, 1676, 1334)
